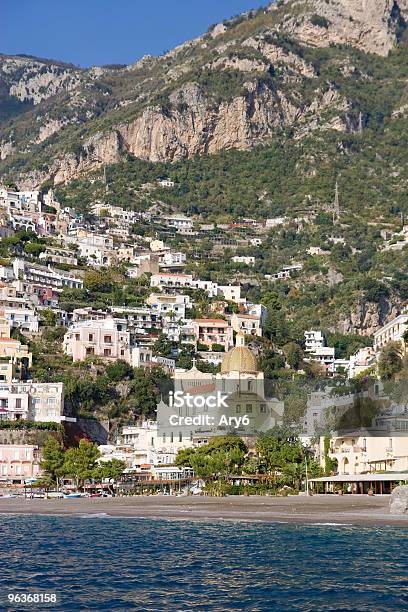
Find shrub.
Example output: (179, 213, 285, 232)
(310, 14, 330, 29)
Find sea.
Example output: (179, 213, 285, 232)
(0, 515, 407, 611)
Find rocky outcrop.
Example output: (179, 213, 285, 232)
(279, 0, 408, 57)
(17, 78, 350, 187)
(37, 118, 71, 143)
(242, 35, 316, 78)
(0, 140, 14, 160)
(337, 296, 401, 336)
(2, 0, 408, 186)
(206, 55, 269, 73)
(0, 56, 83, 104)
(390, 485, 408, 514)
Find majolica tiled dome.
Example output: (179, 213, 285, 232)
(220, 346, 258, 374)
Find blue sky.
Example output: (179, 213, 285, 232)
(3, 1, 267, 67)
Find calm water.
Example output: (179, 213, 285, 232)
(0, 515, 407, 611)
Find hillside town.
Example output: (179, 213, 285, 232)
(0, 186, 406, 496)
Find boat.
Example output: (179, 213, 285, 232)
(63, 492, 83, 498)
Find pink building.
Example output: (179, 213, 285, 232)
(63, 318, 132, 362)
(0, 444, 41, 484)
(192, 319, 233, 351)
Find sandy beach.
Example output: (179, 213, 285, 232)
(0, 494, 407, 526)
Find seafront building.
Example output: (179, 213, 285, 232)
(0, 444, 41, 484)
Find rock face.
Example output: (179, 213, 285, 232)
(278, 0, 408, 57)
(337, 296, 401, 336)
(16, 78, 349, 188)
(0, 56, 83, 104)
(390, 485, 408, 514)
(1, 0, 408, 186)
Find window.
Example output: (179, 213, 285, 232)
(179, 432, 182, 442)
(170, 432, 174, 443)
(104, 336, 112, 344)
(15, 398, 21, 409)
(246, 404, 252, 413)
(260, 404, 266, 413)
(88, 334, 94, 342)
(236, 404, 241, 413)
(75, 334, 80, 341)
(104, 348, 111, 356)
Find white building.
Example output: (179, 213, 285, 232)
(162, 214, 193, 233)
(150, 274, 242, 303)
(320, 403, 408, 476)
(373, 309, 408, 352)
(147, 293, 191, 320)
(68, 232, 114, 267)
(12, 259, 83, 292)
(231, 313, 262, 337)
(348, 347, 376, 378)
(232, 256, 255, 266)
(119, 420, 191, 467)
(0, 381, 65, 423)
(304, 330, 335, 369)
(159, 251, 187, 269)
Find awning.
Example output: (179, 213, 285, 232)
(310, 473, 408, 483)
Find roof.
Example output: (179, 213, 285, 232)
(194, 319, 229, 325)
(155, 273, 191, 278)
(221, 345, 258, 374)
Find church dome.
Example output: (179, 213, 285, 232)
(221, 346, 258, 374)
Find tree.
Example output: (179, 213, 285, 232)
(377, 341, 403, 380)
(84, 270, 114, 293)
(40, 436, 65, 490)
(93, 458, 126, 495)
(105, 359, 133, 382)
(283, 342, 304, 370)
(127, 368, 163, 417)
(323, 435, 338, 475)
(153, 334, 174, 358)
(24, 242, 46, 257)
(41, 308, 57, 327)
(176, 435, 247, 478)
(256, 429, 320, 489)
(62, 439, 100, 490)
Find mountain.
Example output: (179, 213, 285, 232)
(1, 0, 408, 188)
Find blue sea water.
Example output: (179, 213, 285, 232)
(0, 515, 407, 611)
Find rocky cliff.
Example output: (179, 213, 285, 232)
(1, 0, 408, 187)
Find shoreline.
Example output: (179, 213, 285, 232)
(0, 495, 407, 527)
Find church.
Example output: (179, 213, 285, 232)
(157, 334, 284, 443)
